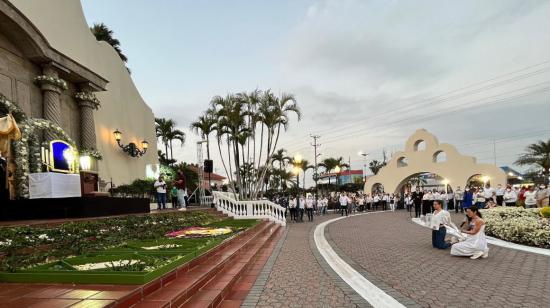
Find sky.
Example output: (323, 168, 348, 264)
(81, 0, 550, 187)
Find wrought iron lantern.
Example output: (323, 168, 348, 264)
(113, 129, 148, 157)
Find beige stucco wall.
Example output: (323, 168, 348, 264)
(9, 0, 158, 186)
(365, 129, 507, 193)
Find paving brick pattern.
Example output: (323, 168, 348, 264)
(328, 211, 550, 308)
(255, 215, 360, 308)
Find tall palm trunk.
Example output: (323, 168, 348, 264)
(169, 139, 174, 160)
(164, 142, 169, 159)
(217, 137, 230, 189)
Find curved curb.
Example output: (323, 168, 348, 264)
(314, 213, 406, 308)
(411, 218, 550, 257)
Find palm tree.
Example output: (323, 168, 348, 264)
(515, 139, 550, 184)
(166, 128, 185, 161)
(369, 160, 386, 175)
(190, 109, 216, 159)
(155, 118, 173, 159)
(90, 23, 128, 63)
(298, 159, 314, 189)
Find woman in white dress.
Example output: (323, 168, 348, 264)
(451, 206, 489, 259)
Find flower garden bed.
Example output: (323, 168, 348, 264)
(0, 211, 258, 284)
(483, 207, 550, 248)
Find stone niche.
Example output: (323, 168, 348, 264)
(0, 29, 80, 145)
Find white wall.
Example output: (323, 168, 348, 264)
(9, 0, 158, 186)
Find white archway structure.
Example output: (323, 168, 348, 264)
(365, 129, 507, 193)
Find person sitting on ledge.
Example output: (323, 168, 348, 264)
(451, 206, 489, 259)
(430, 200, 452, 249)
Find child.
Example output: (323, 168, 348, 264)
(171, 186, 179, 208)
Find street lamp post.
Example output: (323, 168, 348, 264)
(358, 151, 369, 182)
(293, 154, 303, 212)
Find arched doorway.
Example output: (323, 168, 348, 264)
(466, 174, 491, 189)
(396, 172, 453, 196)
(371, 183, 384, 194)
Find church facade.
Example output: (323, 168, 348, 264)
(0, 0, 158, 198)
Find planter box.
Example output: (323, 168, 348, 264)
(0, 237, 225, 284)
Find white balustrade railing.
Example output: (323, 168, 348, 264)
(212, 191, 286, 226)
(200, 196, 213, 205)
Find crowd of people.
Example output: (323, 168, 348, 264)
(271, 182, 549, 224)
(407, 183, 549, 219)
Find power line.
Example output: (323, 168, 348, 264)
(283, 59, 550, 148)
(287, 83, 550, 153)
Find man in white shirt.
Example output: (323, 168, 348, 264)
(483, 184, 495, 203)
(524, 186, 537, 208)
(339, 193, 349, 216)
(495, 184, 505, 206)
(454, 186, 464, 213)
(154, 175, 167, 210)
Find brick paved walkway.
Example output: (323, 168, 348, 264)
(327, 211, 550, 308)
(255, 214, 362, 308)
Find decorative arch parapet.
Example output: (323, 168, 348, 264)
(365, 129, 507, 194)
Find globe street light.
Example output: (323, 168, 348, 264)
(334, 165, 341, 189)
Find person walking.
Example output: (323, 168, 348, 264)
(174, 170, 187, 209)
(535, 184, 549, 208)
(289, 196, 297, 222)
(154, 175, 167, 210)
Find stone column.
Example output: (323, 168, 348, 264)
(74, 91, 100, 150)
(35, 65, 67, 141)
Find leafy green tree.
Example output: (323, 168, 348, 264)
(515, 139, 550, 184)
(90, 23, 128, 63)
(190, 109, 216, 159)
(369, 159, 386, 175)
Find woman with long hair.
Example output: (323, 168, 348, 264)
(450, 206, 489, 259)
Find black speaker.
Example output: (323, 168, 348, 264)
(204, 159, 213, 173)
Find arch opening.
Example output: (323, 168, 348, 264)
(414, 140, 426, 151)
(397, 157, 408, 168)
(433, 150, 447, 163)
(371, 183, 384, 194)
(395, 172, 453, 196)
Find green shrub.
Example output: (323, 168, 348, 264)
(540, 206, 550, 218)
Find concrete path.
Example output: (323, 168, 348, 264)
(251, 214, 367, 308)
(327, 211, 550, 308)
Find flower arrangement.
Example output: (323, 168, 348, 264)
(482, 207, 550, 248)
(0, 95, 78, 197)
(33, 75, 68, 90)
(74, 91, 101, 109)
(80, 148, 103, 160)
(165, 227, 233, 238)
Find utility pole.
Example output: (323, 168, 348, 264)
(310, 134, 321, 202)
(493, 138, 497, 166)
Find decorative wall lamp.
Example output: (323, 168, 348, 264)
(113, 129, 148, 157)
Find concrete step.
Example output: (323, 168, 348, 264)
(127, 221, 276, 307)
(179, 224, 282, 307)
